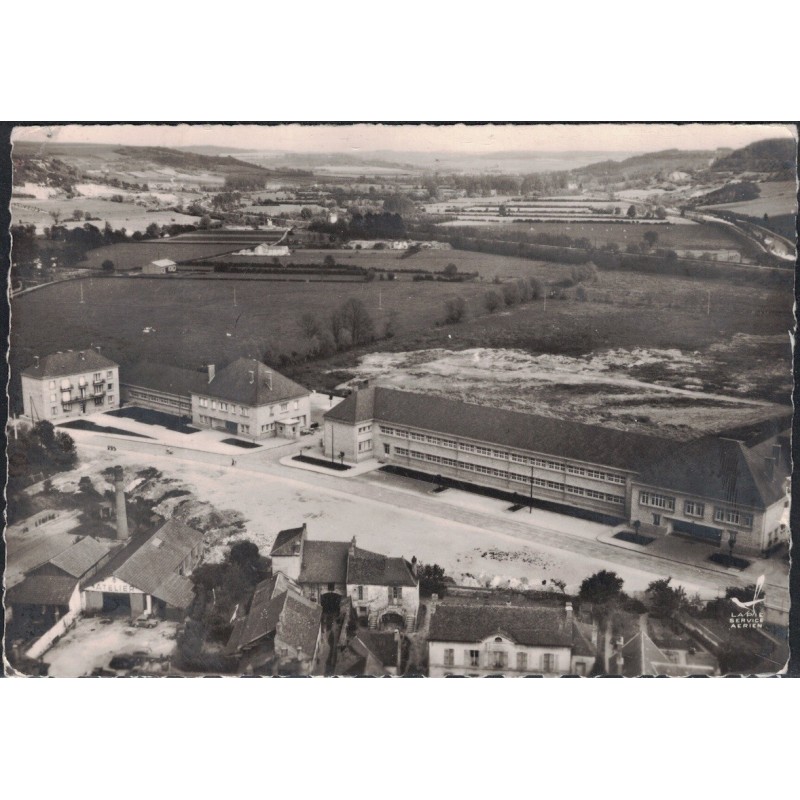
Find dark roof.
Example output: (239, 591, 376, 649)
(326, 387, 668, 471)
(572, 620, 597, 658)
(620, 631, 716, 677)
(327, 388, 789, 509)
(225, 583, 321, 658)
(86, 518, 203, 609)
(198, 358, 308, 407)
(428, 602, 574, 647)
(6, 575, 77, 606)
(121, 361, 208, 398)
(43, 537, 115, 580)
(22, 349, 118, 378)
(270, 525, 306, 558)
(347, 545, 417, 587)
(355, 630, 400, 668)
(325, 387, 376, 424)
(298, 541, 349, 585)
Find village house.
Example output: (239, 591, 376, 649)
(21, 348, 120, 422)
(191, 358, 311, 440)
(335, 629, 404, 676)
(427, 597, 597, 677)
(142, 258, 177, 274)
(6, 536, 118, 640)
(269, 524, 420, 629)
(82, 518, 203, 620)
(609, 625, 719, 677)
(323, 387, 791, 557)
(224, 573, 323, 676)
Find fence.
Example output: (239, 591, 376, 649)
(26, 610, 79, 660)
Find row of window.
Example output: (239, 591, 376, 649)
(380, 427, 625, 484)
(395, 448, 624, 504)
(442, 648, 559, 672)
(358, 439, 373, 453)
(639, 492, 754, 528)
(355, 586, 403, 600)
(358, 424, 373, 434)
(197, 398, 298, 416)
(129, 389, 183, 407)
(260, 422, 276, 433)
(54, 394, 114, 415)
(47, 370, 114, 391)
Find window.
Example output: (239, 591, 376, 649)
(94, 372, 102, 381)
(444, 648, 454, 667)
(327, 583, 335, 592)
(49, 380, 56, 389)
(240, 424, 249, 433)
(241, 407, 249, 417)
(94, 397, 103, 406)
(384, 443, 390, 455)
(468, 650, 480, 667)
(50, 393, 56, 402)
(542, 653, 556, 673)
(684, 501, 705, 518)
(516, 652, 528, 671)
(211, 400, 217, 410)
(357, 586, 364, 600)
(220, 402, 228, 411)
(567, 465, 585, 475)
(107, 370, 113, 378)
(358, 439, 373, 452)
(280, 403, 288, 412)
(714, 508, 753, 528)
(198, 397, 208, 407)
(639, 491, 675, 511)
(293, 400, 299, 410)
(270, 406, 274, 416)
(381, 426, 395, 435)
(389, 586, 403, 601)
(108, 395, 114, 405)
(51, 407, 57, 415)
(107, 383, 113, 391)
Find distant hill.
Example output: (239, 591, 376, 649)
(574, 148, 728, 179)
(710, 137, 797, 178)
(112, 146, 274, 175)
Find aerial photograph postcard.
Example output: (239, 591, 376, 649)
(3, 122, 797, 677)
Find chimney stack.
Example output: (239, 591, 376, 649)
(265, 371, 272, 391)
(565, 601, 573, 630)
(248, 370, 255, 384)
(113, 466, 129, 540)
(208, 363, 215, 383)
(349, 536, 357, 557)
(79, 351, 85, 360)
(33, 355, 40, 369)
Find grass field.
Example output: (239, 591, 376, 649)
(77, 241, 245, 270)
(11, 196, 201, 236)
(10, 262, 793, 414)
(704, 181, 798, 218)
(437, 220, 746, 251)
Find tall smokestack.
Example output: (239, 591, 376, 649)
(114, 466, 129, 540)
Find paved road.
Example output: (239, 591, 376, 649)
(69, 431, 790, 606)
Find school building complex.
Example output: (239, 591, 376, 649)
(324, 387, 791, 558)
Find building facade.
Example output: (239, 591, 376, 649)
(323, 388, 791, 557)
(190, 358, 310, 441)
(427, 599, 596, 678)
(21, 349, 120, 423)
(120, 362, 209, 417)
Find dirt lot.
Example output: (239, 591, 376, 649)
(334, 345, 790, 441)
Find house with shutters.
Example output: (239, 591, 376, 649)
(21, 348, 120, 422)
(427, 596, 597, 677)
(269, 524, 420, 630)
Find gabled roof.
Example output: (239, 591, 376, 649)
(87, 518, 203, 609)
(336, 630, 400, 676)
(428, 602, 574, 648)
(325, 387, 376, 424)
(6, 575, 77, 606)
(298, 541, 349, 585)
(121, 361, 208, 398)
(225, 583, 321, 658)
(270, 525, 306, 558)
(22, 349, 118, 378)
(326, 388, 790, 509)
(41, 536, 116, 580)
(572, 620, 597, 658)
(196, 358, 308, 407)
(347, 545, 417, 587)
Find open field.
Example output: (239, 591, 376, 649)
(77, 241, 245, 270)
(704, 180, 798, 218)
(10, 260, 793, 417)
(11, 196, 201, 235)
(435, 219, 747, 251)
(234, 247, 585, 282)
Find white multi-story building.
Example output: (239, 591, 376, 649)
(21, 349, 120, 422)
(323, 387, 791, 557)
(191, 358, 310, 441)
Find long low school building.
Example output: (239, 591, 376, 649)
(323, 387, 790, 558)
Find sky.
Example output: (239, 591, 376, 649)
(12, 123, 797, 154)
